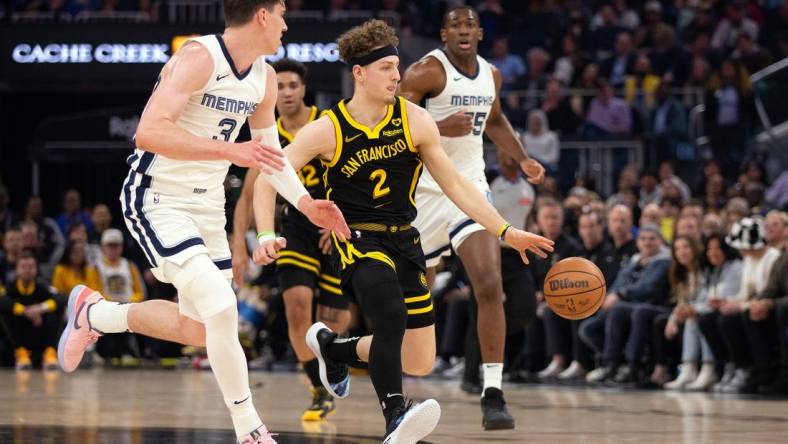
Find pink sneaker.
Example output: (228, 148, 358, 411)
(238, 425, 277, 444)
(57, 285, 104, 373)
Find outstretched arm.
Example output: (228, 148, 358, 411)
(484, 66, 545, 184)
(134, 42, 283, 171)
(252, 117, 350, 264)
(410, 101, 553, 263)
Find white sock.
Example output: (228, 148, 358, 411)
(482, 363, 503, 393)
(205, 307, 262, 437)
(88, 300, 131, 333)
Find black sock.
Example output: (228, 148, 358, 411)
(326, 336, 360, 363)
(303, 358, 323, 388)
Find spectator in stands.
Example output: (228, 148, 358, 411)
(1, 228, 22, 285)
(733, 32, 773, 74)
(55, 189, 94, 236)
(88, 203, 113, 264)
(583, 224, 671, 383)
(589, 4, 626, 54)
(573, 63, 601, 113)
(649, 79, 688, 165)
(601, 31, 635, 88)
(703, 173, 727, 211)
(477, 0, 507, 41)
(744, 181, 767, 214)
(51, 240, 99, 296)
(658, 160, 691, 200)
(640, 202, 662, 227)
(490, 36, 525, 91)
(605, 164, 639, 210)
(705, 59, 752, 179)
(638, 169, 661, 209)
(724, 197, 750, 232)
(682, 4, 716, 45)
(635, 1, 674, 50)
(584, 78, 632, 139)
(0, 185, 19, 239)
(19, 221, 54, 281)
(681, 200, 705, 223)
(701, 217, 780, 393)
(676, 215, 703, 244)
(766, 171, 788, 210)
(0, 252, 61, 371)
(659, 198, 681, 242)
(543, 210, 621, 381)
(712, 0, 759, 52)
(664, 234, 743, 391)
(764, 210, 787, 248)
(611, 0, 640, 30)
(522, 109, 560, 176)
(552, 34, 587, 87)
(686, 55, 712, 89)
(93, 228, 144, 366)
(746, 236, 788, 394)
(702, 213, 725, 239)
(607, 204, 639, 268)
(540, 79, 582, 137)
(522, 47, 551, 111)
(528, 198, 583, 379)
(23, 196, 65, 282)
(625, 53, 660, 111)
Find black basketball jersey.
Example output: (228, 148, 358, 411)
(278, 105, 325, 200)
(322, 96, 423, 224)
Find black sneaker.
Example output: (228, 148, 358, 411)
(461, 379, 483, 395)
(383, 398, 441, 444)
(305, 322, 350, 398)
(301, 386, 335, 421)
(481, 387, 515, 430)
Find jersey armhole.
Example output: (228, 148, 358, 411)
(423, 55, 448, 104)
(323, 111, 343, 168)
(181, 39, 217, 95)
(399, 97, 417, 153)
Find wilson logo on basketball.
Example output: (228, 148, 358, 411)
(549, 279, 590, 292)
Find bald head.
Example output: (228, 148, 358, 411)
(607, 204, 633, 244)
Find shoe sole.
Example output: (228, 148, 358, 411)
(305, 322, 348, 399)
(57, 285, 91, 373)
(384, 399, 441, 444)
(483, 410, 515, 431)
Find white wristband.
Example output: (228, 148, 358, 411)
(251, 125, 309, 207)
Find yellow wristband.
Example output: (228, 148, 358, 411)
(498, 223, 511, 241)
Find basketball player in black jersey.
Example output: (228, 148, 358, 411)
(251, 20, 554, 443)
(232, 59, 350, 422)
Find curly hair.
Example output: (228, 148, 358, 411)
(271, 58, 308, 82)
(336, 19, 399, 63)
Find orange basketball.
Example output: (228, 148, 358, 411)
(543, 257, 606, 320)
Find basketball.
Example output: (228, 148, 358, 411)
(543, 257, 606, 320)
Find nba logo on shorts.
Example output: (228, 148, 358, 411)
(153, 193, 160, 204)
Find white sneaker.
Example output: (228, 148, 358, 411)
(664, 363, 698, 390)
(685, 363, 718, 392)
(538, 359, 565, 379)
(586, 366, 612, 383)
(558, 361, 586, 380)
(383, 399, 441, 444)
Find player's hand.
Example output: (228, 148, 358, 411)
(252, 237, 287, 265)
(503, 228, 554, 265)
(437, 110, 474, 137)
(297, 197, 351, 241)
(318, 229, 334, 255)
(231, 238, 249, 287)
(520, 158, 545, 184)
(229, 137, 285, 174)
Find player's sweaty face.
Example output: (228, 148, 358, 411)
(276, 72, 305, 116)
(442, 11, 481, 56)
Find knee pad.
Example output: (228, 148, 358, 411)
(164, 254, 236, 320)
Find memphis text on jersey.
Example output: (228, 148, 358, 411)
(200, 93, 258, 115)
(450, 94, 494, 107)
(339, 138, 409, 179)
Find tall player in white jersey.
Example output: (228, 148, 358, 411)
(400, 5, 544, 430)
(56, 2, 350, 443)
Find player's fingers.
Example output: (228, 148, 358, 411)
(275, 237, 287, 250)
(527, 245, 549, 258)
(257, 163, 274, 175)
(255, 147, 285, 170)
(520, 250, 530, 265)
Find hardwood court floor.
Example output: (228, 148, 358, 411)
(2, 369, 788, 443)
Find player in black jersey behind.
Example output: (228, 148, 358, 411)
(232, 58, 350, 422)
(251, 20, 554, 444)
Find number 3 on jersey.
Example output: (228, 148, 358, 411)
(464, 112, 488, 136)
(212, 118, 237, 141)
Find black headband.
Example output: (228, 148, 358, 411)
(346, 45, 399, 69)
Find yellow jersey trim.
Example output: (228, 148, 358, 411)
(408, 160, 423, 207)
(318, 282, 342, 295)
(324, 111, 344, 168)
(398, 96, 417, 153)
(337, 99, 394, 139)
(407, 304, 434, 315)
(404, 293, 431, 304)
(277, 106, 318, 143)
(320, 274, 341, 285)
(275, 258, 320, 275)
(278, 250, 320, 267)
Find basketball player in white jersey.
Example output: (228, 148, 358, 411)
(399, 5, 544, 430)
(56, 2, 349, 443)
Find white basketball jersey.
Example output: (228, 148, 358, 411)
(418, 49, 496, 192)
(129, 34, 267, 193)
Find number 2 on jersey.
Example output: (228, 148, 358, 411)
(369, 169, 390, 199)
(212, 118, 237, 141)
(464, 112, 488, 136)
